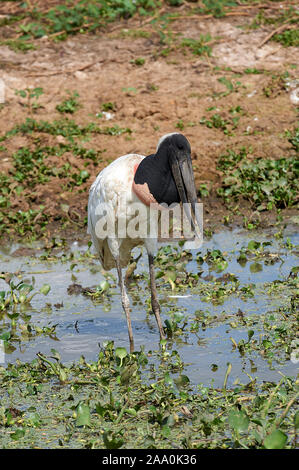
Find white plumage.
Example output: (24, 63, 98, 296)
(88, 153, 157, 270)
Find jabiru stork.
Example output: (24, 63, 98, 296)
(88, 132, 200, 352)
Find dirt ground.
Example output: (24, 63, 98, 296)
(0, 2, 298, 242)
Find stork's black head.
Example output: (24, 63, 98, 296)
(134, 133, 192, 204)
(156, 132, 191, 158)
(133, 133, 200, 233)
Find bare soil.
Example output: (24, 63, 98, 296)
(0, 3, 298, 242)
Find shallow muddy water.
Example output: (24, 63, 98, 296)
(1, 225, 298, 388)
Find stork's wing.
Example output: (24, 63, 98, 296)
(87, 153, 145, 270)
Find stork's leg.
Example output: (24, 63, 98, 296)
(148, 253, 165, 340)
(116, 256, 134, 353)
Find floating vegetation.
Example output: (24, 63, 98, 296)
(0, 342, 297, 449)
(217, 153, 299, 210)
(0, 226, 298, 448)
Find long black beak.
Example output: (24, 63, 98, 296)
(171, 154, 201, 239)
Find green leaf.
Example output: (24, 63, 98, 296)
(27, 412, 41, 427)
(125, 408, 137, 417)
(237, 252, 247, 266)
(162, 424, 171, 437)
(120, 363, 137, 385)
(103, 431, 124, 449)
(215, 260, 228, 272)
(264, 429, 287, 449)
(164, 372, 174, 386)
(10, 428, 25, 440)
(80, 170, 89, 181)
(173, 312, 184, 323)
(76, 402, 91, 427)
(250, 262, 263, 273)
(99, 280, 110, 292)
(18, 283, 33, 294)
(228, 408, 249, 433)
(115, 347, 127, 367)
(251, 428, 263, 444)
(164, 319, 174, 331)
(247, 330, 254, 342)
(174, 374, 190, 389)
(262, 339, 272, 349)
(40, 284, 51, 295)
(164, 269, 176, 282)
(0, 331, 11, 341)
(165, 270, 177, 289)
(50, 349, 61, 361)
(294, 411, 299, 430)
(95, 402, 106, 417)
(15, 90, 27, 98)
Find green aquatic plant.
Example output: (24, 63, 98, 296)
(0, 342, 297, 448)
(0, 277, 54, 353)
(217, 155, 299, 209)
